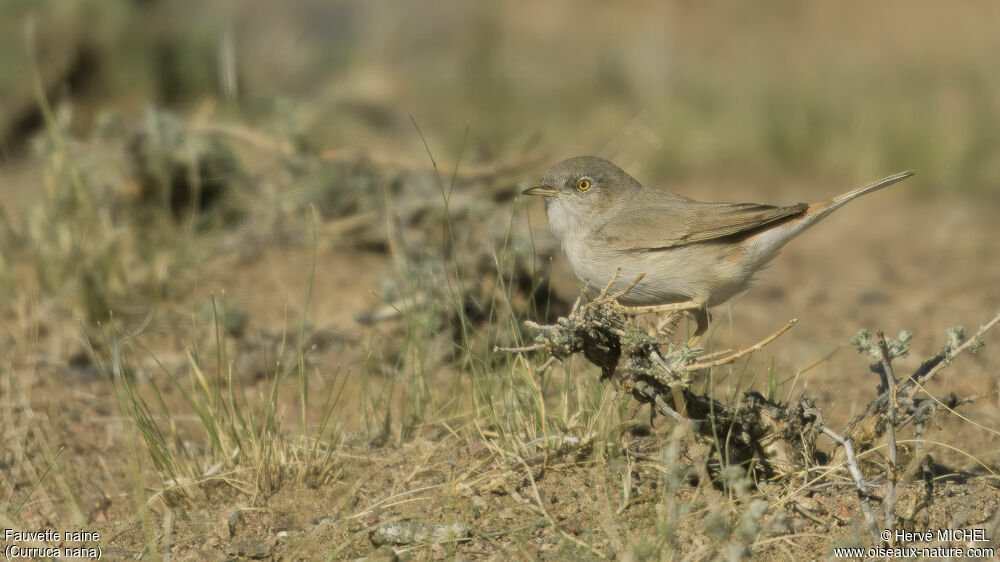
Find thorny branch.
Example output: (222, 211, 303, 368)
(804, 405, 881, 546)
(876, 331, 900, 536)
(843, 312, 1000, 453)
(500, 295, 1000, 545)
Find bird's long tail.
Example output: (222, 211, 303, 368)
(826, 170, 915, 208)
(798, 170, 914, 230)
(754, 171, 914, 256)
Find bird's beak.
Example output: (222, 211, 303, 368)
(522, 186, 561, 197)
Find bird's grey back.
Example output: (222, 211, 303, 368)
(592, 188, 807, 252)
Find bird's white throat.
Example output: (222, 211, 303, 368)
(543, 198, 577, 247)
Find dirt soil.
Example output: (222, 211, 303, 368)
(5, 177, 1000, 559)
(3, 2, 1000, 558)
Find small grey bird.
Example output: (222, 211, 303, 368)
(524, 156, 913, 342)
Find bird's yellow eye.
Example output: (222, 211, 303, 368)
(576, 178, 592, 191)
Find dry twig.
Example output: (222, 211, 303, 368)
(677, 319, 798, 373)
(499, 300, 1000, 543)
(876, 331, 900, 537)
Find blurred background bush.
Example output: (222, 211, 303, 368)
(3, 0, 999, 194)
(2, 5, 999, 554)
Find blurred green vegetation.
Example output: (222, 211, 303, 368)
(2, 0, 998, 327)
(3, 1, 999, 194)
(1, 6, 998, 556)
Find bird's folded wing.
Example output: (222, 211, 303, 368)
(594, 193, 807, 251)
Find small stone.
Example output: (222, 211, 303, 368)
(370, 521, 470, 546)
(273, 515, 291, 533)
(832, 504, 853, 522)
(559, 517, 582, 536)
(471, 496, 486, 518)
(229, 538, 270, 559)
(215, 510, 244, 539)
(173, 547, 227, 562)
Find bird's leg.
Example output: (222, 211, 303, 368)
(619, 299, 710, 347)
(687, 307, 711, 347)
(654, 311, 684, 340)
(619, 300, 703, 315)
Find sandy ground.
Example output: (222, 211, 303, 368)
(5, 164, 1000, 559)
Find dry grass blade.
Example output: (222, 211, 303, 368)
(678, 318, 798, 373)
